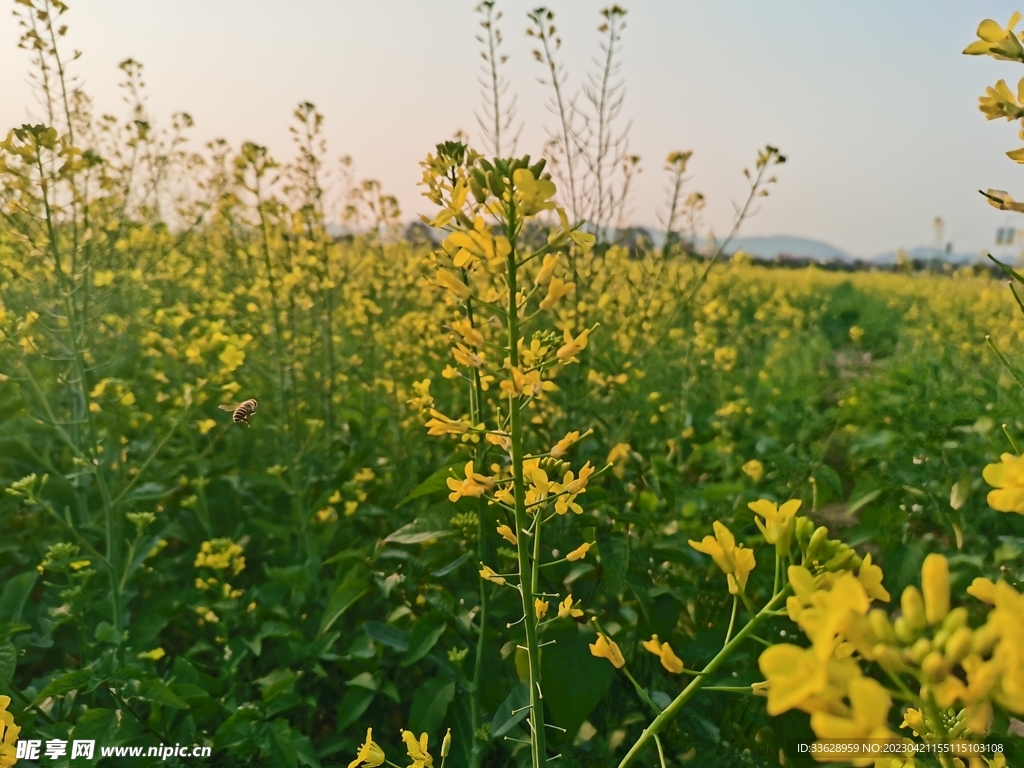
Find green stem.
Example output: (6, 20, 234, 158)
(616, 589, 788, 768)
(505, 201, 546, 768)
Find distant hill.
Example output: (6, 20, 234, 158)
(711, 235, 852, 262)
(868, 246, 981, 265)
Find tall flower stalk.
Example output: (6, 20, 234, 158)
(420, 142, 597, 767)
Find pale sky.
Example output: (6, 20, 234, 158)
(3, 1, 1024, 257)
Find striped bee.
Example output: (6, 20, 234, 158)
(218, 398, 258, 427)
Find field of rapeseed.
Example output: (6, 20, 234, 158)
(4, 3, 1024, 767)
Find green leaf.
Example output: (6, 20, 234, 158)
(490, 683, 530, 738)
(541, 624, 613, 739)
(30, 669, 93, 707)
(0, 571, 37, 623)
(139, 678, 190, 709)
(336, 687, 374, 730)
(398, 452, 469, 506)
(597, 531, 629, 595)
(269, 719, 299, 768)
(384, 515, 453, 545)
(432, 551, 474, 577)
(294, 732, 323, 768)
(362, 621, 410, 652)
(408, 676, 455, 738)
(401, 612, 447, 667)
(318, 575, 369, 635)
(94, 621, 121, 645)
(0, 641, 16, 685)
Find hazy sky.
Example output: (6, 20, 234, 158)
(2, 1, 1024, 257)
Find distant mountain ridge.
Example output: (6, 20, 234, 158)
(331, 222, 986, 264)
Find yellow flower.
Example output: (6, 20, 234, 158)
(120, 391, 136, 406)
(589, 631, 625, 668)
(758, 643, 829, 715)
(535, 598, 549, 619)
(741, 459, 764, 482)
(436, 269, 472, 300)
(550, 430, 588, 459)
(848, 325, 865, 343)
(424, 409, 470, 437)
(607, 443, 630, 465)
(218, 344, 245, 372)
(921, 553, 949, 626)
(512, 168, 557, 216)
(963, 13, 1024, 60)
(558, 594, 583, 619)
(856, 552, 890, 602)
(198, 418, 217, 435)
(446, 461, 493, 502)
(556, 327, 590, 361)
(748, 498, 798, 550)
(566, 542, 591, 561)
(967, 577, 997, 604)
(400, 730, 434, 768)
(535, 252, 560, 286)
(0, 694, 22, 768)
(900, 707, 925, 736)
(138, 648, 166, 661)
(479, 564, 505, 585)
(689, 520, 756, 595)
(348, 728, 385, 768)
(641, 635, 685, 674)
(810, 676, 892, 752)
(983, 453, 1024, 513)
(539, 276, 575, 311)
(496, 524, 518, 545)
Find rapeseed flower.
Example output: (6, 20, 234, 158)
(964, 13, 1024, 61)
(348, 728, 385, 768)
(689, 520, 756, 595)
(566, 542, 591, 561)
(642, 635, 685, 674)
(983, 453, 1024, 513)
(589, 631, 625, 668)
(0, 695, 21, 768)
(748, 498, 798, 551)
(400, 730, 433, 768)
(558, 595, 583, 619)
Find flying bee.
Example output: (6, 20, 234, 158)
(218, 398, 258, 427)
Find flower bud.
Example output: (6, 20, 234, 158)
(441, 728, 452, 758)
(921, 554, 950, 625)
(795, 516, 816, 550)
(921, 651, 948, 682)
(868, 609, 896, 644)
(807, 525, 830, 561)
(970, 622, 1000, 656)
(907, 637, 931, 665)
(941, 607, 968, 634)
(823, 547, 857, 572)
(944, 627, 973, 666)
(901, 585, 927, 633)
(874, 643, 908, 673)
(893, 616, 915, 645)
